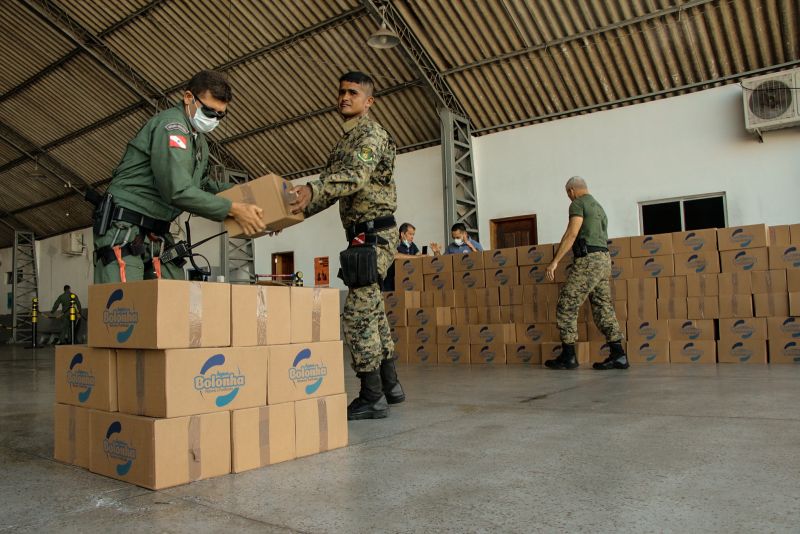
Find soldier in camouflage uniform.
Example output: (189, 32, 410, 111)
(545, 177, 629, 370)
(291, 72, 405, 420)
(93, 70, 265, 283)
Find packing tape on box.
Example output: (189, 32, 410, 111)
(189, 282, 203, 347)
(312, 289, 322, 342)
(731, 272, 742, 293)
(256, 287, 268, 345)
(317, 397, 329, 453)
(135, 349, 145, 415)
(67, 405, 77, 464)
(258, 407, 271, 466)
(188, 415, 202, 481)
(698, 297, 706, 318)
(240, 183, 257, 205)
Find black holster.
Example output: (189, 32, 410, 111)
(572, 238, 588, 258)
(339, 245, 380, 288)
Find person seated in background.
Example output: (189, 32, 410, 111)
(431, 223, 483, 255)
(383, 222, 430, 290)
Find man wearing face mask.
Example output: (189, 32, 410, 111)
(431, 223, 483, 255)
(383, 222, 429, 290)
(92, 70, 265, 283)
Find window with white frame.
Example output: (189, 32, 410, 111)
(639, 193, 727, 235)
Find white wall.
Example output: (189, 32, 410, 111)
(474, 84, 800, 245)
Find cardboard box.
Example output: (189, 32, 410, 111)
(515, 323, 557, 344)
(657, 298, 688, 320)
(437, 344, 471, 364)
(718, 272, 753, 295)
(54, 404, 91, 468)
(540, 342, 590, 365)
(506, 343, 541, 364)
(383, 291, 421, 313)
(751, 270, 788, 294)
(424, 273, 454, 291)
(768, 339, 800, 364)
(720, 248, 769, 273)
(673, 251, 721, 276)
(587, 318, 628, 342)
(395, 271, 424, 291)
(519, 264, 549, 285)
(717, 224, 769, 251)
(686, 274, 720, 297)
(484, 248, 518, 269)
(453, 307, 479, 325)
(452, 290, 469, 308)
(218, 174, 304, 237)
(89, 410, 231, 490)
(385, 308, 407, 328)
(395, 257, 424, 277)
(485, 267, 520, 288)
(790, 270, 800, 292)
(470, 342, 507, 364)
(469, 324, 516, 344)
(420, 292, 435, 308)
(422, 255, 453, 275)
(606, 237, 631, 259)
(631, 234, 674, 257)
(467, 288, 500, 308)
(754, 293, 790, 317)
(769, 225, 792, 246)
(718, 318, 767, 342)
(524, 285, 559, 323)
(517, 244, 554, 266)
(792, 224, 800, 245)
(668, 319, 715, 341)
(632, 255, 675, 278)
(612, 280, 628, 301)
(476, 306, 502, 324)
(432, 289, 456, 308)
(628, 341, 670, 363)
(289, 288, 340, 344)
(658, 277, 688, 299)
(410, 325, 436, 345)
(627, 298, 658, 321)
(391, 327, 408, 362)
(55, 346, 117, 411)
(769, 245, 800, 270)
(231, 285, 291, 346)
(453, 270, 486, 290)
(672, 229, 718, 254)
(718, 294, 754, 318)
(717, 340, 768, 364)
(231, 403, 295, 473)
(589, 341, 627, 364)
(499, 305, 525, 323)
(627, 278, 658, 320)
(407, 307, 451, 327)
(267, 341, 345, 405)
(452, 251, 485, 272)
(553, 261, 572, 283)
(88, 280, 230, 349)
(499, 285, 525, 306)
(791, 292, 800, 316)
(295, 393, 348, 458)
(437, 325, 470, 344)
(669, 341, 717, 364)
(408, 342, 437, 364)
(687, 297, 720, 319)
(610, 258, 634, 280)
(117, 346, 268, 418)
(627, 320, 670, 346)
(614, 300, 628, 322)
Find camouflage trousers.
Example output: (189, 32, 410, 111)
(93, 221, 184, 283)
(342, 227, 398, 373)
(556, 251, 623, 345)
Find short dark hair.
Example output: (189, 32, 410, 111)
(451, 223, 467, 233)
(64, 285, 70, 292)
(399, 222, 415, 234)
(339, 71, 374, 95)
(186, 70, 233, 102)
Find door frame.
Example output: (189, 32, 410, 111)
(271, 251, 295, 276)
(489, 214, 538, 249)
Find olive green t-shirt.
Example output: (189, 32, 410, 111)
(568, 194, 608, 248)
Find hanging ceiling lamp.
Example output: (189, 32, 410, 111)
(367, 7, 400, 49)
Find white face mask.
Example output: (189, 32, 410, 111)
(403, 240, 411, 247)
(189, 99, 219, 133)
(454, 238, 464, 246)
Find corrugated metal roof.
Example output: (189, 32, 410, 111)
(0, 0, 797, 246)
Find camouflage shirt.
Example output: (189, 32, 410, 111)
(305, 114, 397, 227)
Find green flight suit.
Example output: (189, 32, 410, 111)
(304, 114, 398, 373)
(93, 104, 233, 283)
(52, 291, 81, 343)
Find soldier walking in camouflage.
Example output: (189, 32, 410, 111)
(545, 177, 629, 370)
(291, 72, 405, 420)
(93, 70, 265, 283)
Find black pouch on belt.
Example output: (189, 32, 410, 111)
(572, 237, 588, 258)
(338, 245, 380, 288)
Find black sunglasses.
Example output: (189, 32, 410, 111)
(192, 94, 227, 120)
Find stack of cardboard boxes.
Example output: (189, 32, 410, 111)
(387, 223, 800, 366)
(54, 280, 346, 490)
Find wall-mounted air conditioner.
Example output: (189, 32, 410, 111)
(742, 68, 800, 138)
(61, 232, 84, 255)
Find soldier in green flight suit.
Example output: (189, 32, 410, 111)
(93, 70, 266, 283)
(51, 285, 81, 344)
(291, 71, 405, 421)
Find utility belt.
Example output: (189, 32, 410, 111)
(91, 191, 171, 237)
(339, 215, 396, 288)
(572, 238, 609, 258)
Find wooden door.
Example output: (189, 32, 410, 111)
(490, 215, 537, 249)
(272, 252, 295, 276)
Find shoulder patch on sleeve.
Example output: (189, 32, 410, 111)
(356, 145, 375, 163)
(165, 122, 190, 134)
(168, 135, 188, 150)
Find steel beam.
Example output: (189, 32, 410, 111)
(441, 109, 479, 242)
(10, 230, 38, 345)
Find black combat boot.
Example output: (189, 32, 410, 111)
(544, 343, 579, 370)
(347, 370, 389, 420)
(380, 358, 406, 404)
(593, 341, 630, 370)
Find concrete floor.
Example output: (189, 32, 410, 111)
(2, 346, 799, 533)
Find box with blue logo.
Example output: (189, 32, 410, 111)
(519, 264, 548, 285)
(217, 173, 304, 238)
(424, 272, 454, 291)
(672, 229, 718, 254)
(289, 287, 340, 344)
(231, 403, 296, 473)
(437, 325, 469, 344)
(116, 346, 268, 418)
(231, 285, 291, 346)
(668, 319, 715, 341)
(610, 258, 634, 280)
(437, 344, 470, 364)
(408, 342, 437, 364)
(516, 323, 557, 344)
(410, 325, 436, 345)
(88, 280, 231, 349)
(628, 341, 669, 364)
(720, 248, 769, 273)
(674, 251, 721, 276)
(718, 318, 767, 343)
(55, 345, 117, 411)
(470, 342, 507, 364)
(631, 234, 674, 257)
(390, 327, 409, 363)
(423, 254, 453, 275)
(717, 340, 767, 364)
(717, 224, 769, 251)
(468, 324, 516, 345)
(267, 341, 345, 405)
(54, 403, 91, 468)
(517, 244, 554, 266)
(506, 343, 541, 364)
(452, 251, 485, 272)
(627, 319, 670, 348)
(89, 410, 231, 490)
(768, 245, 800, 270)
(407, 307, 451, 327)
(631, 255, 675, 278)
(295, 393, 348, 458)
(483, 248, 518, 269)
(453, 269, 486, 290)
(669, 341, 717, 363)
(768, 339, 800, 364)
(541, 342, 590, 365)
(589, 341, 627, 364)
(485, 266, 519, 288)
(606, 237, 631, 259)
